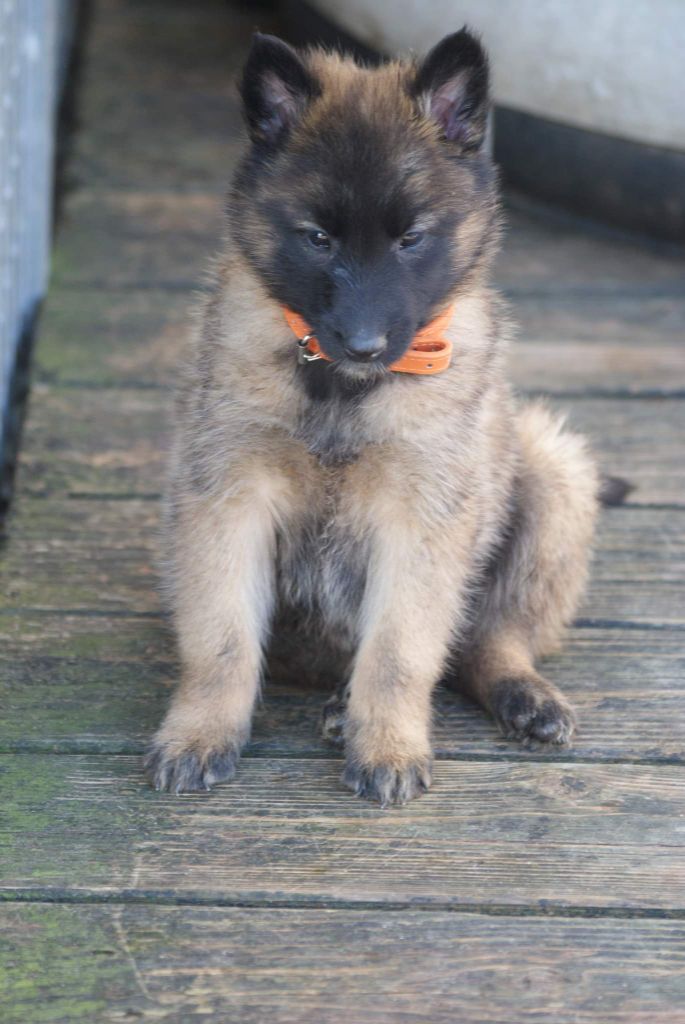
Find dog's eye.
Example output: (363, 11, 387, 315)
(399, 230, 424, 250)
(307, 229, 331, 250)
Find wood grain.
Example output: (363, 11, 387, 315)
(68, 0, 262, 195)
(514, 291, 685, 349)
(497, 204, 685, 296)
(15, 385, 169, 497)
(33, 288, 193, 388)
(1, 903, 683, 1024)
(1, 755, 684, 911)
(515, 340, 685, 395)
(1, 615, 683, 761)
(51, 191, 222, 291)
(558, 398, 685, 504)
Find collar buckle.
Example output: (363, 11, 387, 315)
(297, 335, 323, 365)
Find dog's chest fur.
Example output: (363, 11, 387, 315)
(277, 365, 387, 633)
(276, 497, 369, 641)
(291, 361, 382, 466)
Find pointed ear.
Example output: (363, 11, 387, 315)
(239, 33, 320, 147)
(411, 29, 489, 153)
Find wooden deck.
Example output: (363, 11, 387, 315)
(1, 2, 684, 1021)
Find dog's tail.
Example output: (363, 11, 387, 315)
(599, 474, 634, 507)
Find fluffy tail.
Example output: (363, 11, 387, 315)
(599, 475, 634, 507)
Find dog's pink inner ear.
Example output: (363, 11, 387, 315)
(260, 72, 303, 137)
(240, 33, 320, 146)
(425, 72, 476, 146)
(412, 28, 489, 154)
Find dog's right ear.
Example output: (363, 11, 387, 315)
(411, 28, 489, 154)
(239, 34, 320, 147)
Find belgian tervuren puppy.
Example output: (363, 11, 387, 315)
(145, 29, 601, 806)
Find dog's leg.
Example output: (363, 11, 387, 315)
(460, 628, 578, 745)
(145, 480, 285, 793)
(459, 404, 599, 746)
(342, 517, 470, 807)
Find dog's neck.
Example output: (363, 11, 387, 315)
(292, 359, 385, 465)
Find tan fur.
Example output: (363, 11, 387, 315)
(146, 48, 599, 804)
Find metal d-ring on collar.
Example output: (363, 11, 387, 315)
(297, 333, 324, 365)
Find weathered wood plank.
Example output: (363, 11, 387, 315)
(13, 386, 685, 504)
(51, 192, 222, 291)
(515, 291, 685, 350)
(0, 499, 162, 612)
(516, 341, 685, 395)
(1, 755, 684, 910)
(32, 287, 685, 392)
(16, 385, 169, 498)
(0, 615, 683, 761)
(1, 903, 683, 1024)
(558, 398, 685, 504)
(73, 87, 244, 199)
(33, 288, 193, 388)
(1, 500, 682, 623)
(498, 204, 685, 296)
(68, 0, 265, 197)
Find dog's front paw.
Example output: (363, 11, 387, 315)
(491, 676, 576, 747)
(342, 759, 432, 807)
(144, 741, 239, 794)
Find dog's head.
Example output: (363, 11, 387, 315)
(231, 29, 498, 377)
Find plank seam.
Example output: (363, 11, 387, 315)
(2, 608, 683, 630)
(1, 889, 684, 919)
(1, 747, 683, 766)
(27, 377, 685, 400)
(15, 493, 685, 512)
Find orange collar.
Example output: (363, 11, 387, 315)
(282, 304, 455, 375)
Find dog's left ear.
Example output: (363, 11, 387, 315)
(240, 33, 321, 147)
(411, 28, 489, 154)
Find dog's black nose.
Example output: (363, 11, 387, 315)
(343, 332, 387, 362)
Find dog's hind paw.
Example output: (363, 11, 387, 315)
(491, 676, 576, 747)
(321, 693, 347, 746)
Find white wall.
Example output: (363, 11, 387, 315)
(312, 0, 685, 150)
(0, 0, 72, 446)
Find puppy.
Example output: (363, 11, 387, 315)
(145, 29, 600, 806)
